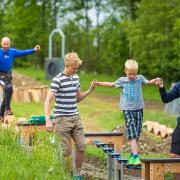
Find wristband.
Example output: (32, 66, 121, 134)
(46, 116, 50, 120)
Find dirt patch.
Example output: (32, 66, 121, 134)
(12, 71, 42, 88)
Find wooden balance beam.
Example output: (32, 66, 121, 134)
(85, 132, 124, 152)
(141, 158, 180, 180)
(16, 122, 124, 152)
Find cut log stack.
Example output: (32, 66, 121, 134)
(143, 121, 174, 138)
(12, 85, 48, 103)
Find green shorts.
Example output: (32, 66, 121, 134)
(53, 114, 85, 155)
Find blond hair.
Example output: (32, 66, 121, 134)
(64, 52, 82, 66)
(125, 59, 138, 71)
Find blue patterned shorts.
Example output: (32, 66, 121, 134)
(123, 109, 143, 140)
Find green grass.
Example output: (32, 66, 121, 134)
(0, 128, 69, 179)
(144, 110, 176, 128)
(12, 102, 44, 118)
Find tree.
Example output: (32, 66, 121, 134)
(126, 0, 180, 82)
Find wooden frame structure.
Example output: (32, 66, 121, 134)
(16, 122, 180, 179)
(141, 158, 180, 180)
(16, 122, 124, 151)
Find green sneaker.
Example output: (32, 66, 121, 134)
(134, 156, 141, 166)
(128, 155, 135, 166)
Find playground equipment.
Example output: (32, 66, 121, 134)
(93, 139, 141, 180)
(13, 120, 180, 179)
(16, 120, 125, 178)
(93, 139, 180, 180)
(45, 28, 65, 79)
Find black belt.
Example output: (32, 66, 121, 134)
(177, 117, 180, 126)
(0, 70, 11, 74)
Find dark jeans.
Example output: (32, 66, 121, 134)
(0, 72, 13, 117)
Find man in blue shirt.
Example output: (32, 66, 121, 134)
(0, 37, 40, 120)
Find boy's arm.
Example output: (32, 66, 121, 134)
(95, 81, 115, 87)
(147, 78, 156, 85)
(76, 80, 96, 103)
(147, 77, 162, 85)
(44, 90, 55, 128)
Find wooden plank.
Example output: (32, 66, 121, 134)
(85, 134, 124, 152)
(150, 163, 164, 180)
(164, 163, 180, 173)
(18, 125, 47, 145)
(3, 115, 16, 125)
(141, 159, 180, 180)
(141, 158, 180, 163)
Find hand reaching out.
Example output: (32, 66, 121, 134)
(155, 77, 163, 88)
(34, 45, 41, 52)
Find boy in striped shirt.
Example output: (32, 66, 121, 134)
(44, 52, 95, 179)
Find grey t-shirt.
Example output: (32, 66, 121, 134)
(114, 75, 149, 110)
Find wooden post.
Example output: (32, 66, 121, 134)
(141, 162, 150, 180)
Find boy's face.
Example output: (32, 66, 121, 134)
(125, 68, 137, 81)
(1, 38, 10, 51)
(66, 63, 79, 75)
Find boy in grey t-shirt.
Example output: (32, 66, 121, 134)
(94, 59, 158, 166)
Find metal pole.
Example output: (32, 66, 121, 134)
(113, 157, 117, 180)
(48, 29, 65, 60)
(107, 154, 112, 180)
(119, 151, 124, 180)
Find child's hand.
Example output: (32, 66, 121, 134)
(93, 80, 99, 86)
(89, 80, 97, 92)
(46, 119, 53, 131)
(34, 45, 41, 52)
(155, 77, 163, 87)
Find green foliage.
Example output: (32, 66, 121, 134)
(85, 145, 106, 160)
(0, 128, 68, 179)
(126, 0, 180, 82)
(0, 0, 179, 82)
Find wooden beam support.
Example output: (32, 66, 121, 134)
(141, 158, 180, 180)
(16, 122, 124, 152)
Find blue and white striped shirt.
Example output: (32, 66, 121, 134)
(50, 73, 80, 117)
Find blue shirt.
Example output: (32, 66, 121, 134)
(114, 75, 149, 110)
(0, 48, 35, 72)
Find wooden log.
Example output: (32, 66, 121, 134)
(144, 121, 174, 138)
(12, 86, 48, 103)
(159, 125, 168, 138)
(3, 115, 16, 125)
(144, 121, 154, 133)
(151, 122, 160, 135)
(167, 127, 173, 136)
